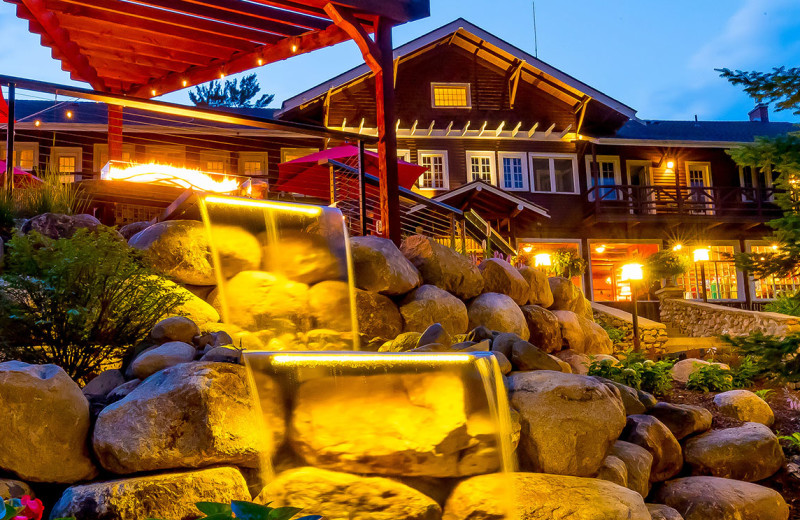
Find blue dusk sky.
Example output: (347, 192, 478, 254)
(0, 0, 798, 122)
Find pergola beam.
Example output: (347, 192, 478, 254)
(324, 3, 381, 72)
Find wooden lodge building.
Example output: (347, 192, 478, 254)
(5, 19, 797, 309)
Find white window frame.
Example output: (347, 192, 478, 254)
(368, 148, 411, 163)
(198, 149, 231, 174)
(430, 82, 472, 109)
(93, 143, 135, 172)
(417, 150, 450, 191)
(465, 151, 497, 185)
(585, 155, 621, 201)
(238, 152, 269, 178)
(498, 151, 530, 191)
(50, 146, 83, 182)
(517, 237, 585, 292)
(281, 147, 318, 163)
(746, 240, 795, 301)
(1, 142, 38, 171)
(528, 152, 579, 194)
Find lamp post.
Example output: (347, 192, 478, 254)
(621, 263, 644, 353)
(693, 248, 710, 302)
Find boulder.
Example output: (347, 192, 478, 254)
(597, 454, 628, 488)
(554, 349, 591, 375)
(684, 423, 784, 482)
(289, 372, 495, 477)
(510, 340, 563, 371)
(0, 362, 96, 484)
(212, 271, 310, 332)
(400, 235, 483, 299)
(50, 467, 250, 520)
(129, 341, 196, 380)
(479, 258, 529, 305)
(468, 293, 529, 340)
(713, 390, 775, 426)
(355, 289, 403, 340)
(82, 369, 125, 398)
(548, 277, 584, 313)
(400, 284, 469, 336)
(93, 362, 277, 474)
(596, 377, 647, 415)
(466, 325, 494, 343)
(552, 310, 613, 354)
(19, 212, 101, 239)
(518, 266, 554, 307)
(671, 359, 730, 384)
(508, 370, 626, 476)
(647, 504, 685, 520)
(653, 476, 789, 520)
(106, 379, 140, 402)
(378, 332, 422, 352)
(201, 346, 242, 364)
(152, 277, 220, 328)
(611, 440, 653, 498)
(260, 231, 344, 285)
(519, 305, 562, 353)
(307, 280, 352, 331)
(492, 351, 513, 375)
(443, 472, 650, 520)
(621, 415, 683, 482)
(490, 332, 520, 358)
(350, 235, 421, 295)
(647, 402, 713, 440)
(0, 479, 33, 499)
(257, 467, 441, 520)
(118, 220, 150, 240)
(150, 316, 200, 344)
(418, 323, 451, 348)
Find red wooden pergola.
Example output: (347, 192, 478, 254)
(3, 0, 429, 244)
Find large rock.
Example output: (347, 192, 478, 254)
(355, 289, 403, 340)
(553, 310, 613, 354)
(684, 423, 784, 482)
(479, 258, 529, 305)
(468, 293, 529, 340)
(653, 476, 789, 520)
(379, 331, 423, 352)
(400, 284, 468, 336)
(50, 467, 250, 520)
(257, 467, 441, 520)
(118, 220, 150, 240)
(152, 277, 220, 328)
(621, 415, 683, 482)
(647, 402, 713, 440)
(596, 377, 648, 415)
(151, 316, 200, 344)
(129, 220, 261, 285)
(401, 235, 483, 299)
(129, 341, 196, 379)
(289, 372, 496, 477)
(350, 235, 421, 295)
(510, 340, 563, 371)
(508, 370, 626, 476)
(211, 271, 310, 332)
(518, 266, 554, 307)
(443, 472, 650, 520)
(519, 305, 562, 352)
(671, 358, 730, 384)
(713, 390, 775, 426)
(596, 454, 628, 488)
(307, 280, 352, 331)
(261, 231, 344, 285)
(554, 349, 591, 375)
(611, 440, 653, 497)
(82, 369, 125, 398)
(93, 362, 277, 474)
(0, 479, 33, 499)
(548, 276, 584, 313)
(19, 212, 101, 239)
(648, 504, 685, 520)
(0, 361, 96, 483)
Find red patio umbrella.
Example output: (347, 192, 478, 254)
(276, 145, 427, 200)
(0, 161, 44, 187)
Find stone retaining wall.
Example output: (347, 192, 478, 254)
(660, 298, 800, 337)
(592, 303, 668, 355)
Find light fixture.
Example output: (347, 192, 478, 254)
(182, 79, 188, 87)
(666, 160, 675, 170)
(620, 263, 644, 282)
(693, 248, 710, 263)
(595, 245, 606, 253)
(522, 245, 533, 253)
(151, 89, 157, 96)
(204, 196, 323, 216)
(291, 44, 298, 53)
(534, 253, 552, 267)
(771, 244, 779, 251)
(257, 58, 264, 66)
(66, 110, 73, 119)
(672, 243, 683, 252)
(605, 276, 612, 284)
(34, 120, 40, 127)
(220, 72, 226, 79)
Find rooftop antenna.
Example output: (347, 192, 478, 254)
(532, 1, 539, 58)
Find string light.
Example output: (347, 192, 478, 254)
(257, 58, 264, 66)
(34, 120, 41, 127)
(182, 80, 188, 87)
(65, 110, 73, 119)
(151, 89, 157, 96)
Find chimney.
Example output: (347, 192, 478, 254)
(748, 103, 769, 122)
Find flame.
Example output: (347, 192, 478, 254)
(102, 162, 240, 193)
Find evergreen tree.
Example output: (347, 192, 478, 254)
(189, 73, 274, 108)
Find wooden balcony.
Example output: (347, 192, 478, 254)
(585, 185, 782, 225)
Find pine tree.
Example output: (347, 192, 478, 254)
(189, 73, 274, 108)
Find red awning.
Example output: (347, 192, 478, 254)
(0, 161, 43, 187)
(276, 145, 427, 200)
(0, 87, 9, 125)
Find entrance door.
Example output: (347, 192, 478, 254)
(627, 160, 652, 213)
(586, 156, 620, 201)
(686, 162, 713, 214)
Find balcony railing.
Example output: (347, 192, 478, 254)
(586, 185, 782, 221)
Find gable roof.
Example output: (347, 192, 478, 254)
(278, 18, 637, 119)
(599, 119, 798, 146)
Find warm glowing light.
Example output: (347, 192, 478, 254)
(621, 263, 644, 281)
(693, 248, 710, 263)
(771, 244, 779, 250)
(34, 120, 40, 127)
(595, 245, 606, 253)
(291, 44, 298, 52)
(220, 72, 226, 79)
(102, 163, 240, 193)
(257, 58, 264, 66)
(151, 89, 157, 96)
(620, 285, 632, 296)
(204, 196, 323, 216)
(66, 110, 73, 119)
(522, 245, 533, 253)
(269, 352, 474, 366)
(182, 80, 188, 87)
(605, 277, 612, 284)
(534, 253, 552, 267)
(672, 243, 683, 252)
(666, 160, 675, 170)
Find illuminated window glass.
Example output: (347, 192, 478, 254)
(678, 245, 738, 300)
(431, 84, 471, 108)
(419, 153, 447, 189)
(244, 160, 263, 177)
(58, 155, 76, 173)
(18, 149, 34, 171)
(470, 156, 493, 182)
(751, 245, 799, 299)
(206, 161, 225, 173)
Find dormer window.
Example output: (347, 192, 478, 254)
(431, 83, 471, 108)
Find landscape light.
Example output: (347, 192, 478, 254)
(620, 263, 643, 282)
(672, 243, 683, 251)
(693, 248, 710, 263)
(534, 253, 551, 267)
(666, 160, 675, 170)
(204, 196, 323, 216)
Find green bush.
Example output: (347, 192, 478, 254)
(730, 356, 761, 388)
(0, 227, 187, 382)
(644, 250, 691, 281)
(587, 350, 674, 395)
(600, 324, 626, 345)
(764, 291, 800, 317)
(552, 248, 587, 279)
(686, 364, 734, 392)
(723, 332, 800, 383)
(54, 500, 321, 520)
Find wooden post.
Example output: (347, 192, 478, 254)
(374, 18, 400, 245)
(5, 83, 15, 192)
(449, 213, 456, 249)
(108, 104, 123, 170)
(357, 140, 367, 236)
(631, 282, 641, 352)
(460, 218, 467, 255)
(591, 142, 599, 212)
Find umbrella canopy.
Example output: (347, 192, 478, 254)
(0, 161, 43, 187)
(276, 145, 427, 200)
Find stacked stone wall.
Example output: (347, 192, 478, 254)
(660, 298, 800, 337)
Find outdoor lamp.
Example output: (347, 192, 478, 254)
(534, 253, 551, 267)
(621, 262, 644, 352)
(523, 245, 533, 253)
(693, 248, 710, 302)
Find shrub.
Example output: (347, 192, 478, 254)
(723, 332, 800, 383)
(552, 248, 586, 279)
(754, 389, 774, 400)
(764, 291, 800, 317)
(600, 324, 626, 345)
(644, 250, 691, 281)
(587, 350, 674, 395)
(0, 227, 187, 382)
(53, 500, 321, 520)
(730, 356, 761, 388)
(778, 432, 800, 453)
(686, 364, 734, 392)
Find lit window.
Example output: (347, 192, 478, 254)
(466, 151, 495, 184)
(281, 148, 318, 163)
(431, 83, 471, 108)
(499, 152, 528, 191)
(243, 161, 263, 177)
(677, 245, 738, 301)
(18, 149, 34, 171)
(751, 244, 798, 300)
(531, 154, 578, 193)
(206, 161, 225, 173)
(418, 152, 448, 190)
(58, 155, 76, 173)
